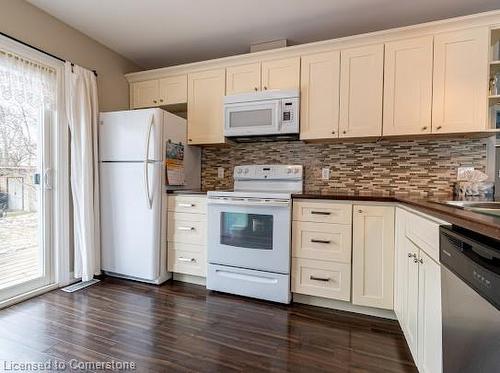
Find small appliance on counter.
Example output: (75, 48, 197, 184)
(454, 169, 494, 198)
(207, 164, 303, 303)
(99, 108, 201, 284)
(223, 90, 299, 142)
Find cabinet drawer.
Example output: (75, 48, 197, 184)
(167, 212, 206, 244)
(292, 221, 351, 263)
(292, 258, 351, 301)
(406, 211, 441, 262)
(168, 195, 207, 214)
(168, 246, 206, 277)
(293, 200, 352, 224)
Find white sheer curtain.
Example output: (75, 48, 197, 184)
(0, 50, 55, 166)
(65, 62, 100, 282)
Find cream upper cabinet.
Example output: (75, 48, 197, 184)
(352, 204, 395, 310)
(187, 68, 226, 145)
(339, 44, 384, 138)
(261, 57, 300, 90)
(131, 80, 160, 108)
(432, 27, 489, 133)
(226, 63, 261, 94)
(383, 36, 433, 136)
(159, 75, 187, 105)
(300, 51, 341, 140)
(417, 250, 442, 373)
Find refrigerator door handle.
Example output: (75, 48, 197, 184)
(143, 114, 154, 209)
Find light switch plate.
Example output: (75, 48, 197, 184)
(457, 166, 474, 180)
(321, 168, 330, 180)
(217, 167, 224, 179)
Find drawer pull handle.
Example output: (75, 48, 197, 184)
(178, 257, 196, 262)
(310, 275, 330, 282)
(178, 203, 195, 207)
(310, 211, 331, 215)
(178, 226, 195, 231)
(311, 239, 331, 244)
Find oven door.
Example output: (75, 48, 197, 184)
(224, 100, 281, 137)
(207, 197, 291, 274)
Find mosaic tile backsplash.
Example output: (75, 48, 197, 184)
(201, 138, 488, 196)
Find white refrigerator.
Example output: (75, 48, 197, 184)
(99, 108, 200, 284)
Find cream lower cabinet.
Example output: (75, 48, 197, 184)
(339, 44, 384, 138)
(300, 51, 341, 140)
(292, 200, 352, 301)
(432, 27, 489, 133)
(187, 69, 226, 145)
(167, 195, 207, 277)
(352, 205, 395, 309)
(395, 207, 444, 373)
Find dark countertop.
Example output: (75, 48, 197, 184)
(166, 189, 208, 195)
(293, 192, 500, 241)
(166, 189, 500, 241)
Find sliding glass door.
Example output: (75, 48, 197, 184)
(0, 47, 57, 303)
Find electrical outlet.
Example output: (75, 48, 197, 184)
(321, 168, 330, 180)
(457, 166, 474, 180)
(217, 167, 224, 179)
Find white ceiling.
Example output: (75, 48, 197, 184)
(28, 0, 500, 69)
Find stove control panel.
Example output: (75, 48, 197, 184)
(234, 165, 303, 180)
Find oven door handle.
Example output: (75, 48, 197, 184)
(208, 199, 290, 208)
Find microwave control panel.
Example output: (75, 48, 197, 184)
(280, 98, 299, 131)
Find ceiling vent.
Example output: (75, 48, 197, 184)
(250, 39, 288, 53)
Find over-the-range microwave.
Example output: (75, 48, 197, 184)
(223, 90, 299, 142)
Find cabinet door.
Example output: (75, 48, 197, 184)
(339, 44, 384, 138)
(432, 27, 489, 133)
(417, 250, 442, 373)
(131, 80, 159, 108)
(226, 63, 261, 94)
(187, 69, 226, 145)
(405, 239, 420, 361)
(394, 208, 408, 322)
(261, 57, 300, 90)
(300, 51, 341, 140)
(159, 75, 187, 105)
(383, 36, 433, 136)
(352, 205, 395, 309)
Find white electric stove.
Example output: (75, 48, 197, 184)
(206, 164, 303, 304)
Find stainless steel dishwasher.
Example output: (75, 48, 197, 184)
(440, 226, 500, 373)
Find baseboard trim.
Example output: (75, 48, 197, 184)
(0, 283, 58, 310)
(173, 273, 206, 286)
(293, 293, 396, 320)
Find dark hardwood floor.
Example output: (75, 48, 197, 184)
(0, 278, 417, 372)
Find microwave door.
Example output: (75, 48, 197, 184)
(224, 100, 280, 136)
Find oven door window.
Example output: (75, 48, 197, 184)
(221, 212, 273, 250)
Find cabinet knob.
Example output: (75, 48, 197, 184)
(408, 252, 417, 258)
(153, 100, 158, 104)
(254, 87, 258, 91)
(343, 130, 347, 134)
(357, 209, 363, 213)
(422, 126, 428, 131)
(331, 130, 336, 135)
(263, 86, 268, 90)
(417, 258, 423, 264)
(188, 138, 192, 142)
(436, 125, 442, 130)
(159, 99, 164, 103)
